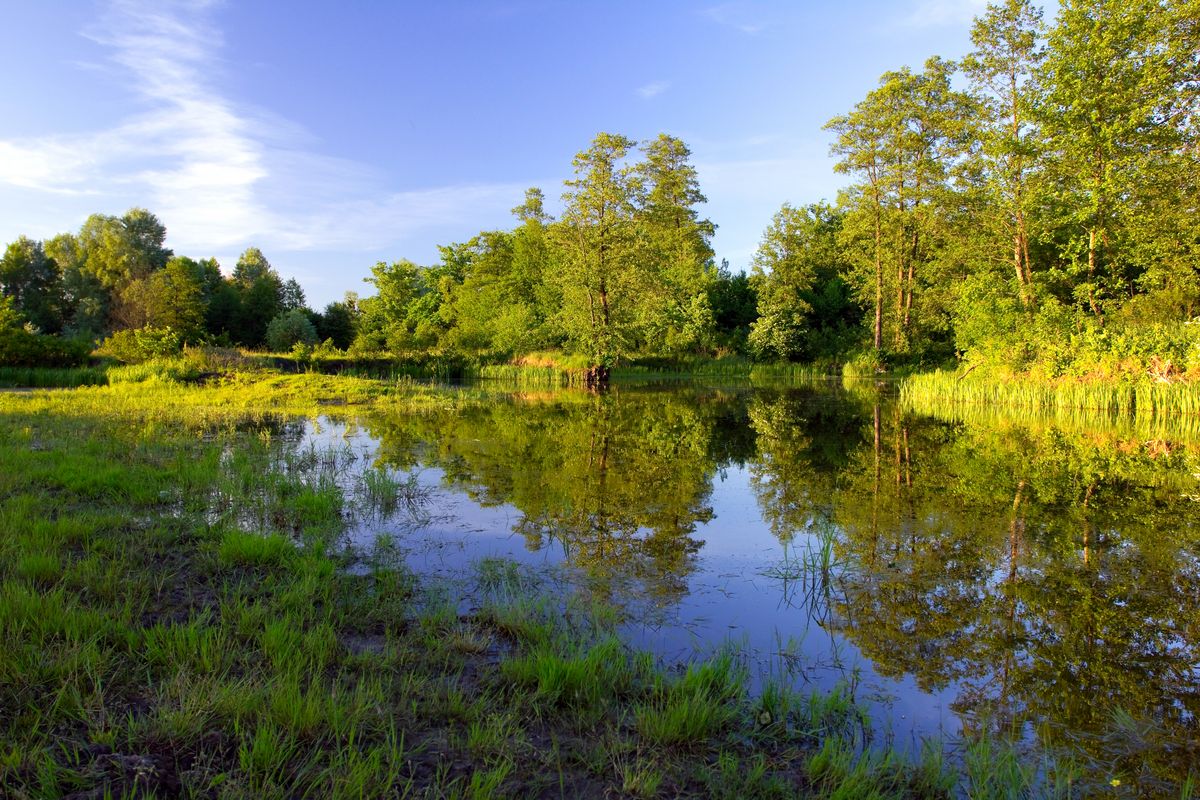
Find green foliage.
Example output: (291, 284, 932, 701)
(98, 326, 184, 364)
(749, 203, 860, 361)
(0, 298, 90, 367)
(0, 236, 62, 333)
(265, 309, 319, 353)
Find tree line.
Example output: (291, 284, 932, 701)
(2, 0, 1195, 377)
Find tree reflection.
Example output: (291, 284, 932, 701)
(748, 394, 1200, 788)
(362, 388, 740, 605)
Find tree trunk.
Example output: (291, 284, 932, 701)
(873, 201, 883, 352)
(584, 364, 610, 390)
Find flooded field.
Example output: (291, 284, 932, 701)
(267, 381, 1200, 787)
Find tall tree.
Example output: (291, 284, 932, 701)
(634, 134, 717, 354)
(231, 247, 283, 346)
(0, 237, 62, 333)
(829, 59, 973, 356)
(827, 91, 890, 352)
(1038, 0, 1197, 316)
(76, 208, 172, 290)
(552, 133, 642, 381)
(963, 0, 1046, 308)
(44, 233, 108, 337)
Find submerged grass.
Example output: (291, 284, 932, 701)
(0, 371, 1148, 797)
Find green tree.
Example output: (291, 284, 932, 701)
(265, 309, 318, 352)
(963, 0, 1046, 309)
(0, 236, 62, 333)
(76, 208, 171, 290)
(1038, 0, 1197, 317)
(231, 247, 283, 346)
(44, 233, 108, 337)
(315, 299, 357, 350)
(634, 134, 717, 354)
(708, 259, 757, 352)
(828, 59, 973, 357)
(358, 259, 425, 352)
(138, 257, 207, 341)
(749, 204, 849, 360)
(551, 133, 642, 381)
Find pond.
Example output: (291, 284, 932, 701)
(291, 380, 1199, 787)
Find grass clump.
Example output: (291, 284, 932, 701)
(634, 652, 746, 746)
(217, 529, 294, 568)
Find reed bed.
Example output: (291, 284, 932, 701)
(902, 370, 1200, 418)
(0, 365, 110, 388)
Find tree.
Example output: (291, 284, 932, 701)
(0, 236, 62, 333)
(265, 309, 318, 352)
(137, 257, 207, 341)
(76, 208, 171, 290)
(963, 0, 1046, 308)
(231, 247, 283, 346)
(552, 132, 642, 382)
(232, 247, 274, 287)
(44, 233, 108, 337)
(510, 187, 563, 348)
(708, 260, 758, 351)
(827, 91, 890, 352)
(749, 204, 855, 360)
(634, 134, 717, 353)
(1038, 0, 1197, 317)
(315, 300, 357, 350)
(280, 278, 307, 311)
(828, 59, 973, 357)
(358, 259, 425, 352)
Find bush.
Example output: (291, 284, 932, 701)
(265, 310, 318, 352)
(97, 326, 183, 364)
(0, 327, 91, 367)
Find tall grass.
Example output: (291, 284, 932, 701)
(0, 365, 110, 388)
(903, 369, 1200, 418)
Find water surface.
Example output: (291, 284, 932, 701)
(296, 381, 1200, 786)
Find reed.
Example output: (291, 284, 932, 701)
(0, 365, 110, 388)
(902, 369, 1200, 418)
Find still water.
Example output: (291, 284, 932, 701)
(294, 381, 1199, 785)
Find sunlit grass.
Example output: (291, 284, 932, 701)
(0, 371, 1129, 797)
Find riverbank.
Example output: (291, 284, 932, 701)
(0, 375, 1071, 798)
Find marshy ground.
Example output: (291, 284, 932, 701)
(0, 372, 1188, 798)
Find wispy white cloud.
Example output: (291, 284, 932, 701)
(700, 3, 765, 34)
(899, 0, 989, 28)
(636, 80, 671, 99)
(0, 0, 526, 262)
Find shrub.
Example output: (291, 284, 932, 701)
(0, 327, 91, 367)
(98, 326, 183, 364)
(265, 310, 318, 353)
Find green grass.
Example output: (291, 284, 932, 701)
(903, 369, 1200, 418)
(0, 370, 1123, 798)
(0, 365, 110, 388)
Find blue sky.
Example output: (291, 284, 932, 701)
(0, 0, 992, 307)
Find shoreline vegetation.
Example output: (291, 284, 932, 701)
(1, 372, 1116, 799)
(9, 350, 1200, 423)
